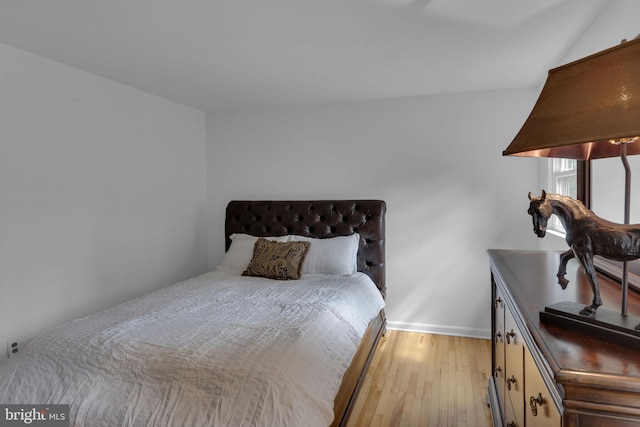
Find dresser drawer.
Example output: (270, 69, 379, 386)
(524, 347, 560, 426)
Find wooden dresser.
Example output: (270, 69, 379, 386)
(488, 250, 640, 427)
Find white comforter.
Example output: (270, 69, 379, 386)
(0, 271, 384, 427)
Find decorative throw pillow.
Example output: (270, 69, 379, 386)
(243, 238, 311, 280)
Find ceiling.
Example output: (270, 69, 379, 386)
(0, 0, 612, 112)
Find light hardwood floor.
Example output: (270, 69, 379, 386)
(346, 330, 493, 427)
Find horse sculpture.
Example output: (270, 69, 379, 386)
(527, 190, 640, 317)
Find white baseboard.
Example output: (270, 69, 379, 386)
(386, 321, 491, 340)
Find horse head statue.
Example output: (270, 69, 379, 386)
(527, 190, 553, 238)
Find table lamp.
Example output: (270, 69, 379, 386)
(503, 35, 640, 344)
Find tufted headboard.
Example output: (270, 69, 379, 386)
(225, 200, 386, 298)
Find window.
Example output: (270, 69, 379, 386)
(547, 158, 577, 234)
(550, 158, 577, 198)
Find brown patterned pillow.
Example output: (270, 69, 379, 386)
(242, 238, 311, 280)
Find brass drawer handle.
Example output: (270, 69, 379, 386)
(506, 329, 516, 344)
(529, 393, 544, 416)
(506, 375, 516, 391)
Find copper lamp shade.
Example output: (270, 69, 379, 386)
(503, 37, 640, 160)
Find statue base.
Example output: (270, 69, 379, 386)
(540, 301, 640, 350)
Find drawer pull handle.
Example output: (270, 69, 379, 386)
(529, 393, 544, 416)
(495, 297, 503, 309)
(506, 329, 516, 344)
(494, 366, 502, 378)
(494, 331, 502, 343)
(506, 375, 516, 390)
(506, 422, 517, 427)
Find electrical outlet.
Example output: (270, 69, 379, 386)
(7, 340, 19, 358)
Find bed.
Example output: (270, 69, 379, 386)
(0, 200, 387, 427)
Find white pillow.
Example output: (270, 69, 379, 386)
(289, 234, 360, 275)
(218, 234, 289, 271)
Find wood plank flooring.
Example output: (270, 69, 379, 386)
(346, 330, 493, 427)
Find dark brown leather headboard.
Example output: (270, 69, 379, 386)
(225, 200, 386, 298)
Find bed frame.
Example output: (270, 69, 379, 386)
(225, 200, 387, 427)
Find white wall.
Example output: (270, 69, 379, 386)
(206, 89, 541, 338)
(0, 43, 208, 361)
